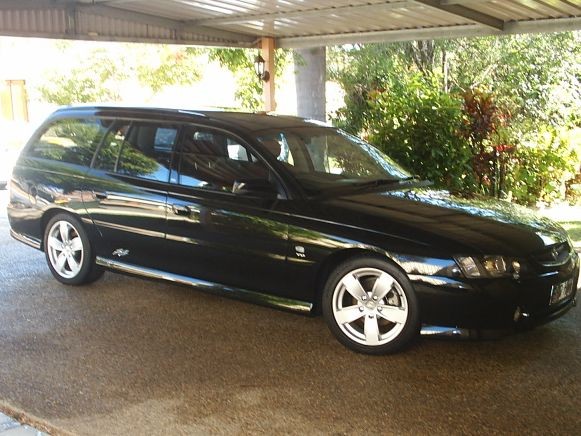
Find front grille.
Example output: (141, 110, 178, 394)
(532, 242, 572, 267)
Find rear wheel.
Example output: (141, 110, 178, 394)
(44, 213, 103, 285)
(322, 257, 420, 354)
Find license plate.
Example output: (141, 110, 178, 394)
(550, 278, 574, 305)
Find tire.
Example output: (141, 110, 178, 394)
(43, 213, 104, 285)
(322, 257, 420, 355)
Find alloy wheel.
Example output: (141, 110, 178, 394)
(46, 220, 85, 279)
(332, 267, 409, 346)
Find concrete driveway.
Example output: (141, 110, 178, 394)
(0, 190, 580, 435)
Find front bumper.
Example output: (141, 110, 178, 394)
(412, 252, 579, 330)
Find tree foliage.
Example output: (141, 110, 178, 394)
(330, 32, 581, 204)
(208, 47, 292, 110)
(208, 48, 262, 110)
(508, 127, 579, 204)
(449, 33, 581, 126)
(38, 44, 202, 105)
(38, 48, 123, 104)
(137, 46, 202, 93)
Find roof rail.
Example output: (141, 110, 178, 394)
(177, 110, 208, 117)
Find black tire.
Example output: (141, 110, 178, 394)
(43, 213, 104, 285)
(322, 256, 420, 355)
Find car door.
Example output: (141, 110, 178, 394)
(164, 125, 295, 297)
(83, 119, 179, 269)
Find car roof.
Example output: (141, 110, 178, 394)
(52, 105, 329, 133)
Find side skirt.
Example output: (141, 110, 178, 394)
(95, 256, 313, 314)
(420, 325, 470, 338)
(10, 229, 42, 250)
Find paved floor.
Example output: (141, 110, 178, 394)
(0, 412, 46, 435)
(1, 190, 580, 435)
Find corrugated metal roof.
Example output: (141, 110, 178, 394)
(0, 0, 579, 47)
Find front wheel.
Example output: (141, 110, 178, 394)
(322, 257, 420, 355)
(44, 213, 103, 285)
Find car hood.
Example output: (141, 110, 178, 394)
(317, 187, 568, 256)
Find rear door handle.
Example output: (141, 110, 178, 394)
(94, 191, 108, 200)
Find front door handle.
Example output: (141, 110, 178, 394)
(94, 191, 108, 200)
(172, 204, 191, 216)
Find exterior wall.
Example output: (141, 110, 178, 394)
(1, 79, 28, 122)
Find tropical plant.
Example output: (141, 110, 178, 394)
(460, 89, 511, 196)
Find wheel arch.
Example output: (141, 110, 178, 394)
(312, 247, 407, 314)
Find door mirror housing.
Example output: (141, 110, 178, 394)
(232, 179, 279, 198)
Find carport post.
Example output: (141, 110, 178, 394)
(260, 37, 276, 112)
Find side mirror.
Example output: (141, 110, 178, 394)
(232, 179, 279, 198)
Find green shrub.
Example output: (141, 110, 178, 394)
(332, 61, 579, 206)
(506, 126, 579, 205)
(352, 75, 476, 191)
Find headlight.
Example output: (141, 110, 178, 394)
(455, 255, 522, 278)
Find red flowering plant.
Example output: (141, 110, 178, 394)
(461, 89, 514, 198)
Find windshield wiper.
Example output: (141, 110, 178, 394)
(352, 178, 406, 188)
(349, 175, 423, 189)
(314, 176, 423, 198)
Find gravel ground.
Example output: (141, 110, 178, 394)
(1, 191, 580, 435)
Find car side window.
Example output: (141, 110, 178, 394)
(94, 122, 131, 171)
(176, 128, 271, 193)
(28, 118, 110, 166)
(256, 133, 296, 166)
(95, 121, 178, 182)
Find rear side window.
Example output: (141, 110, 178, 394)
(28, 118, 109, 166)
(95, 121, 179, 182)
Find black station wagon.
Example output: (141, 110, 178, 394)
(7, 106, 579, 354)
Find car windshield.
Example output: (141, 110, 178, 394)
(255, 126, 412, 196)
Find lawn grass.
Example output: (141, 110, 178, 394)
(561, 222, 581, 248)
(537, 205, 581, 250)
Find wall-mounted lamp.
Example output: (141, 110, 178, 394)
(254, 54, 270, 82)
